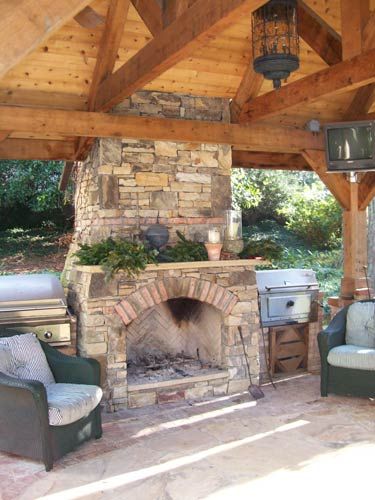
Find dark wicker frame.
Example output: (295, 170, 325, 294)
(0, 329, 102, 471)
(318, 300, 375, 398)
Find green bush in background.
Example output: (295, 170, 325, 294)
(279, 186, 342, 250)
(0, 160, 73, 230)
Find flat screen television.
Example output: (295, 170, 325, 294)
(324, 120, 375, 172)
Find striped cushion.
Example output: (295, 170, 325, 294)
(0, 333, 55, 386)
(328, 344, 375, 371)
(46, 383, 102, 426)
(0, 345, 13, 376)
(346, 302, 375, 348)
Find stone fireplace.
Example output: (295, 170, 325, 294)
(66, 91, 262, 410)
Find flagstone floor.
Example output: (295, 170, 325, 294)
(1, 374, 375, 500)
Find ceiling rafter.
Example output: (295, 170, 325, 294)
(297, 1, 342, 66)
(131, 0, 163, 36)
(239, 47, 375, 123)
(75, 0, 131, 159)
(94, 0, 268, 113)
(163, 0, 198, 27)
(0, 0, 93, 79)
(0, 105, 324, 155)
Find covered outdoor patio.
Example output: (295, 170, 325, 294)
(1, 0, 375, 496)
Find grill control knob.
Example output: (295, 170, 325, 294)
(286, 300, 295, 308)
(44, 331, 53, 340)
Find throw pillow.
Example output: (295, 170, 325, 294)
(346, 302, 375, 348)
(0, 333, 55, 386)
(0, 345, 14, 376)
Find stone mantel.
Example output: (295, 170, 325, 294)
(73, 259, 264, 274)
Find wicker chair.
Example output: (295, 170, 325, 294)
(0, 329, 102, 471)
(318, 300, 375, 398)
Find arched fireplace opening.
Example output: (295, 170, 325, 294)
(126, 297, 223, 385)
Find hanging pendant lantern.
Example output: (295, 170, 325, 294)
(252, 0, 299, 89)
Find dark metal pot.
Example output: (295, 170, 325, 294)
(145, 223, 169, 250)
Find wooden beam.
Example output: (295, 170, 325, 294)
(345, 83, 375, 120)
(240, 47, 375, 123)
(95, 0, 267, 112)
(343, 4, 375, 120)
(59, 161, 75, 191)
(163, 0, 198, 27)
(340, 0, 370, 59)
(74, 6, 105, 29)
(0, 131, 10, 143)
(131, 0, 163, 36)
(302, 150, 350, 209)
(0, 0, 93, 79)
(76, 0, 130, 159)
(230, 61, 263, 123)
(297, 1, 342, 66)
(359, 172, 375, 209)
(232, 151, 311, 171)
(0, 139, 75, 160)
(0, 106, 324, 154)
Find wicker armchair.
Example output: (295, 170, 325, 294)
(318, 300, 375, 398)
(0, 329, 102, 471)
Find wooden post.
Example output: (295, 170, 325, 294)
(341, 180, 368, 299)
(339, 0, 370, 301)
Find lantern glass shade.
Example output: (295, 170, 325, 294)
(252, 0, 299, 89)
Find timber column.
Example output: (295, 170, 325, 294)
(341, 179, 368, 300)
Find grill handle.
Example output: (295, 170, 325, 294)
(265, 283, 319, 291)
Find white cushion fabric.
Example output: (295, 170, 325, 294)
(328, 344, 375, 371)
(46, 383, 102, 426)
(0, 345, 14, 376)
(346, 302, 375, 348)
(0, 333, 55, 386)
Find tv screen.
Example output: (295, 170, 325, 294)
(324, 121, 375, 172)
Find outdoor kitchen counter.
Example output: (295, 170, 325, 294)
(73, 259, 266, 273)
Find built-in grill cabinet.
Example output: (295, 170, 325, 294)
(0, 274, 75, 346)
(256, 269, 319, 375)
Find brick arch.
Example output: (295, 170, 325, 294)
(115, 277, 238, 326)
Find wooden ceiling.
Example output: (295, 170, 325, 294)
(1, 0, 375, 210)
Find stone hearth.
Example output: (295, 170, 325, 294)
(69, 261, 261, 410)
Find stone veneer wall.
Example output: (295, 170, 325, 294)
(68, 261, 261, 410)
(70, 91, 232, 251)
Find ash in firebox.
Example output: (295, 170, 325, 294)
(127, 351, 222, 385)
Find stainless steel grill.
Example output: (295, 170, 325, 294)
(0, 274, 73, 345)
(256, 269, 319, 327)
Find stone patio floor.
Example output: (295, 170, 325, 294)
(1, 374, 375, 500)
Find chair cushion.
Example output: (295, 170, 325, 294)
(328, 344, 375, 371)
(0, 345, 14, 376)
(346, 301, 375, 348)
(46, 383, 102, 426)
(0, 333, 55, 386)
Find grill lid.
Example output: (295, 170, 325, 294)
(256, 269, 318, 294)
(0, 274, 67, 319)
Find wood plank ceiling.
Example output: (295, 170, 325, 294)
(1, 0, 375, 203)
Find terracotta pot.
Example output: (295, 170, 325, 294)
(204, 243, 223, 261)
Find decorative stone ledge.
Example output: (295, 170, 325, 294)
(73, 259, 264, 274)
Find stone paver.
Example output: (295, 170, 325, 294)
(1, 374, 375, 499)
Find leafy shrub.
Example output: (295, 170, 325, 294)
(74, 238, 157, 279)
(240, 237, 284, 261)
(159, 231, 208, 262)
(280, 187, 342, 250)
(0, 160, 73, 230)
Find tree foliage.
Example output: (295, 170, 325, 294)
(0, 160, 73, 230)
